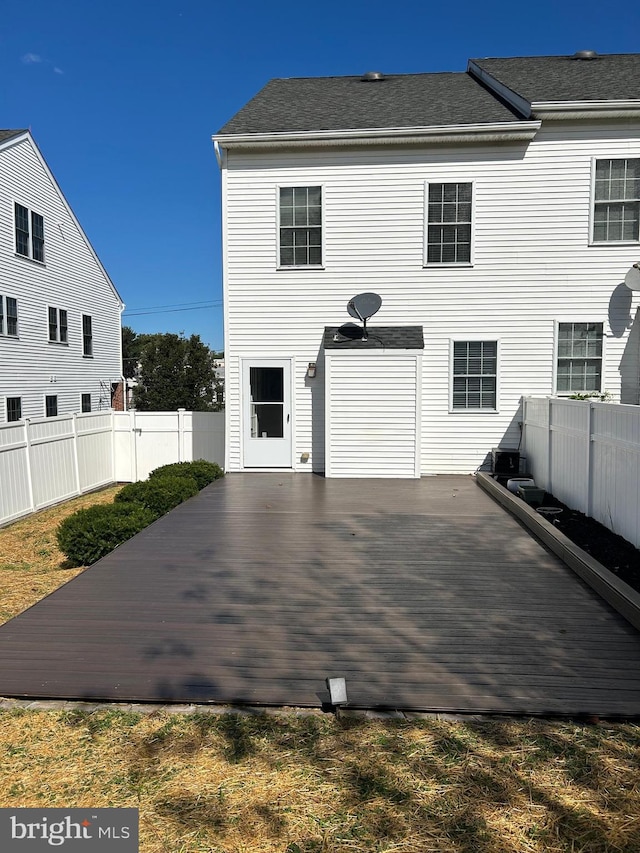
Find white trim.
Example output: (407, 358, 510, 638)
(276, 183, 324, 270)
(467, 61, 532, 119)
(533, 101, 640, 120)
(241, 358, 293, 469)
(423, 180, 475, 267)
(448, 337, 500, 414)
(213, 121, 541, 150)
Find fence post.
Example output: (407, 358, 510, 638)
(23, 419, 35, 514)
(178, 408, 186, 462)
(131, 409, 138, 482)
(586, 402, 595, 518)
(546, 397, 553, 496)
(71, 413, 81, 495)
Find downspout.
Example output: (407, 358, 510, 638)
(213, 140, 225, 169)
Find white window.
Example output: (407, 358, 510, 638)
(451, 340, 497, 410)
(48, 307, 68, 343)
(15, 202, 45, 261)
(0, 295, 18, 336)
(556, 323, 603, 394)
(279, 186, 322, 266)
(426, 183, 472, 264)
(81, 393, 91, 413)
(6, 397, 21, 422)
(593, 159, 640, 243)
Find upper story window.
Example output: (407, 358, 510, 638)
(427, 183, 472, 264)
(279, 186, 322, 267)
(557, 322, 603, 394)
(15, 203, 45, 262)
(82, 314, 93, 356)
(593, 159, 640, 243)
(0, 295, 18, 337)
(452, 340, 497, 410)
(48, 307, 68, 343)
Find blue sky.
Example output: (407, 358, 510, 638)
(2, 0, 639, 352)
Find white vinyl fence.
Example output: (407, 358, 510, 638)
(522, 396, 640, 548)
(0, 409, 225, 527)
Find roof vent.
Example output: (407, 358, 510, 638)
(361, 71, 385, 82)
(571, 50, 598, 60)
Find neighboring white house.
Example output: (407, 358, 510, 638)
(213, 52, 640, 477)
(0, 129, 123, 424)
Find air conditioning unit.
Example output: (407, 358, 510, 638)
(491, 447, 520, 476)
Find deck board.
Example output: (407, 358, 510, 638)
(0, 473, 639, 715)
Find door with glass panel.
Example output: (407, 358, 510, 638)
(243, 360, 292, 468)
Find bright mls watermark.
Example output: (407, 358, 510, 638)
(0, 809, 138, 851)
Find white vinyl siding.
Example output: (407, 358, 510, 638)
(325, 352, 421, 478)
(222, 122, 640, 474)
(0, 134, 122, 424)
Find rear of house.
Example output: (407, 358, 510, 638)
(213, 52, 640, 476)
(0, 130, 123, 424)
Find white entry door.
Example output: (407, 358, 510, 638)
(243, 360, 292, 468)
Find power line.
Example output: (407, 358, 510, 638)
(124, 301, 222, 317)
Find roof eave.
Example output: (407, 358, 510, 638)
(532, 100, 640, 120)
(213, 122, 541, 152)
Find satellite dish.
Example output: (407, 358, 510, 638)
(347, 292, 382, 321)
(624, 263, 640, 292)
(346, 292, 382, 340)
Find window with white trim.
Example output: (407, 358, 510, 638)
(452, 341, 497, 410)
(81, 393, 91, 413)
(15, 203, 45, 261)
(45, 395, 58, 418)
(556, 323, 603, 393)
(48, 307, 68, 343)
(279, 186, 322, 266)
(7, 397, 21, 422)
(593, 159, 640, 243)
(82, 314, 93, 356)
(427, 183, 472, 263)
(0, 295, 18, 336)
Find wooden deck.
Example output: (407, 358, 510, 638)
(1, 474, 640, 716)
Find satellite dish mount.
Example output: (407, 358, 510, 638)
(346, 292, 382, 340)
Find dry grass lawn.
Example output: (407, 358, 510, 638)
(0, 491, 639, 852)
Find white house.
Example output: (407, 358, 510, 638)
(213, 52, 640, 477)
(0, 129, 123, 424)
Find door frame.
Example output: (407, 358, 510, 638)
(241, 358, 293, 469)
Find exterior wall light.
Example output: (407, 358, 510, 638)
(326, 676, 348, 706)
(307, 362, 317, 378)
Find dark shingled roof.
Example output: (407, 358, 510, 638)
(323, 326, 424, 350)
(0, 129, 27, 143)
(217, 73, 521, 135)
(472, 54, 640, 103)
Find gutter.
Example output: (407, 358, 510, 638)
(532, 100, 640, 120)
(212, 121, 541, 153)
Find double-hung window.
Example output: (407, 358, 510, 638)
(279, 186, 322, 267)
(45, 395, 58, 418)
(556, 323, 603, 393)
(82, 314, 93, 356)
(593, 159, 640, 243)
(7, 398, 21, 422)
(452, 340, 497, 410)
(427, 183, 472, 264)
(15, 203, 45, 261)
(81, 393, 92, 413)
(48, 307, 68, 343)
(0, 295, 18, 337)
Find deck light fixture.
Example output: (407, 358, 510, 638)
(326, 676, 348, 706)
(307, 362, 317, 378)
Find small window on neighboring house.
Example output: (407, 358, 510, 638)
(14, 203, 45, 261)
(0, 296, 18, 336)
(557, 323, 603, 393)
(7, 397, 21, 422)
(81, 393, 91, 413)
(593, 159, 640, 243)
(452, 340, 497, 410)
(48, 307, 68, 343)
(82, 314, 93, 356)
(279, 186, 322, 266)
(427, 183, 472, 263)
(45, 395, 58, 417)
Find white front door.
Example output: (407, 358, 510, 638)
(243, 360, 292, 468)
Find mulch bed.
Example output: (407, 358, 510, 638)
(537, 494, 640, 594)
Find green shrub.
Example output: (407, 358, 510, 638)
(149, 459, 224, 490)
(57, 503, 157, 567)
(115, 474, 199, 516)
